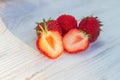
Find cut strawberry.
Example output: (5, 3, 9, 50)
(63, 29, 89, 53)
(36, 19, 63, 59)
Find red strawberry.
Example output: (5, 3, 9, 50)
(36, 20, 63, 59)
(78, 16, 102, 42)
(36, 19, 63, 36)
(57, 14, 77, 35)
(63, 29, 89, 53)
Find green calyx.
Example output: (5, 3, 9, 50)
(99, 20, 103, 27)
(98, 19, 103, 32)
(35, 17, 53, 35)
(48, 17, 52, 21)
(85, 15, 103, 31)
(84, 16, 103, 25)
(82, 31, 91, 39)
(38, 19, 48, 34)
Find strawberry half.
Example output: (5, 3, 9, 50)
(36, 19, 63, 59)
(63, 29, 89, 53)
(78, 16, 102, 42)
(57, 14, 77, 35)
(36, 19, 63, 36)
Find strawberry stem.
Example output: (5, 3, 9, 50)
(39, 25, 46, 34)
(48, 17, 52, 21)
(36, 30, 42, 34)
(36, 22, 40, 25)
(43, 19, 48, 33)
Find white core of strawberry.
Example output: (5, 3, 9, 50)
(63, 29, 89, 52)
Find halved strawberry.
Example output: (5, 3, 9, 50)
(63, 29, 89, 53)
(36, 20, 63, 59)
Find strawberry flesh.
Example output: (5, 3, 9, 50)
(63, 29, 89, 53)
(46, 35, 55, 49)
(36, 30, 63, 59)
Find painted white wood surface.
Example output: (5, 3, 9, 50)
(0, 0, 120, 80)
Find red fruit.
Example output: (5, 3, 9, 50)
(57, 14, 77, 35)
(36, 20, 63, 59)
(36, 19, 63, 36)
(63, 29, 89, 53)
(78, 16, 102, 42)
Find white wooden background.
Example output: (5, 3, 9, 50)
(0, 0, 120, 80)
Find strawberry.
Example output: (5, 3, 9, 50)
(36, 19, 63, 36)
(57, 14, 77, 35)
(63, 29, 89, 53)
(78, 16, 102, 42)
(36, 19, 63, 59)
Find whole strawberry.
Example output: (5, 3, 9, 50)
(36, 19, 63, 36)
(57, 14, 77, 35)
(78, 16, 102, 42)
